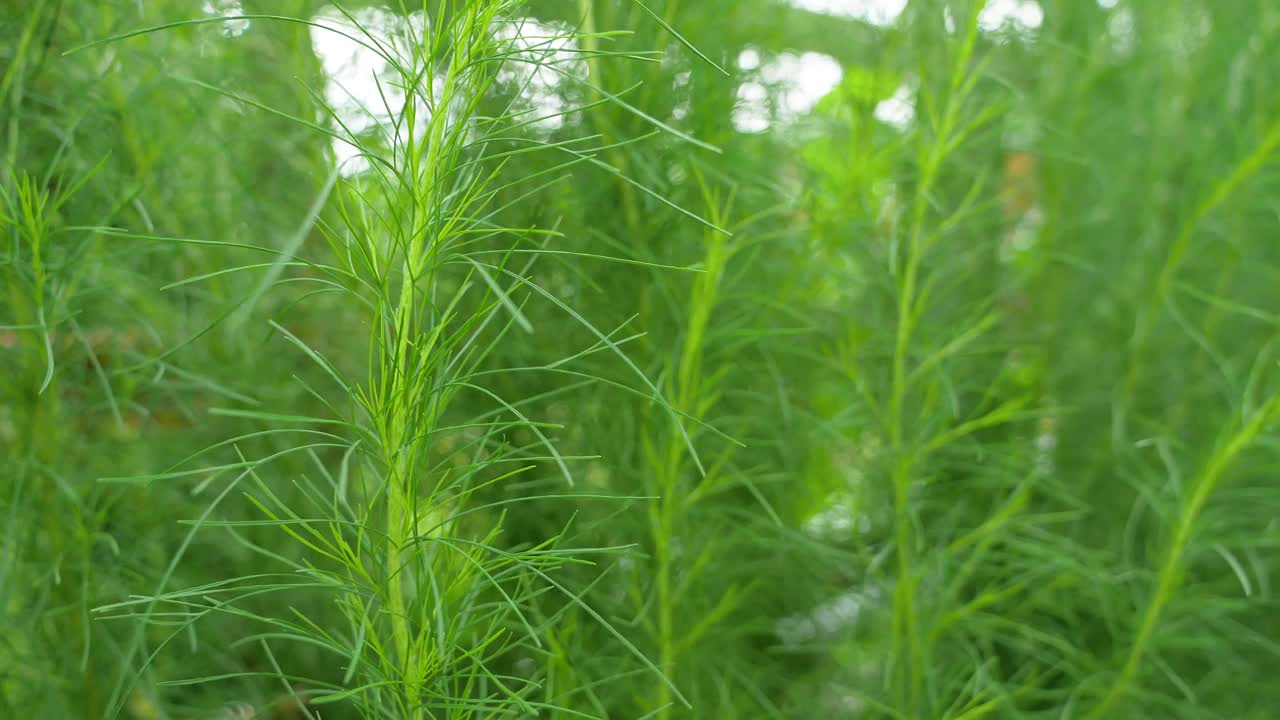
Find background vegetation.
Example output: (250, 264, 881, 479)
(3, 0, 1279, 718)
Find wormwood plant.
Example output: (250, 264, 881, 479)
(473, 176, 778, 719)
(0, 159, 115, 716)
(1, 9, 192, 707)
(805, 3, 1054, 716)
(609, 178, 764, 718)
(801, 1, 1280, 717)
(62, 2, 726, 718)
(635, 180, 738, 719)
(496, 8, 830, 711)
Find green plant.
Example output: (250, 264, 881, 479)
(6, 1, 1280, 718)
(58, 2, 735, 718)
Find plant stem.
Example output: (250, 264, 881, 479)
(1085, 389, 1280, 719)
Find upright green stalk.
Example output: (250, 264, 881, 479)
(885, 6, 988, 714)
(649, 184, 733, 718)
(63, 3, 734, 717)
(1086, 388, 1280, 718)
(1112, 118, 1280, 446)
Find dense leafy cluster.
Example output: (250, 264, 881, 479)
(3, 1, 1279, 718)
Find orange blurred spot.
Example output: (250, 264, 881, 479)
(1000, 150, 1038, 221)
